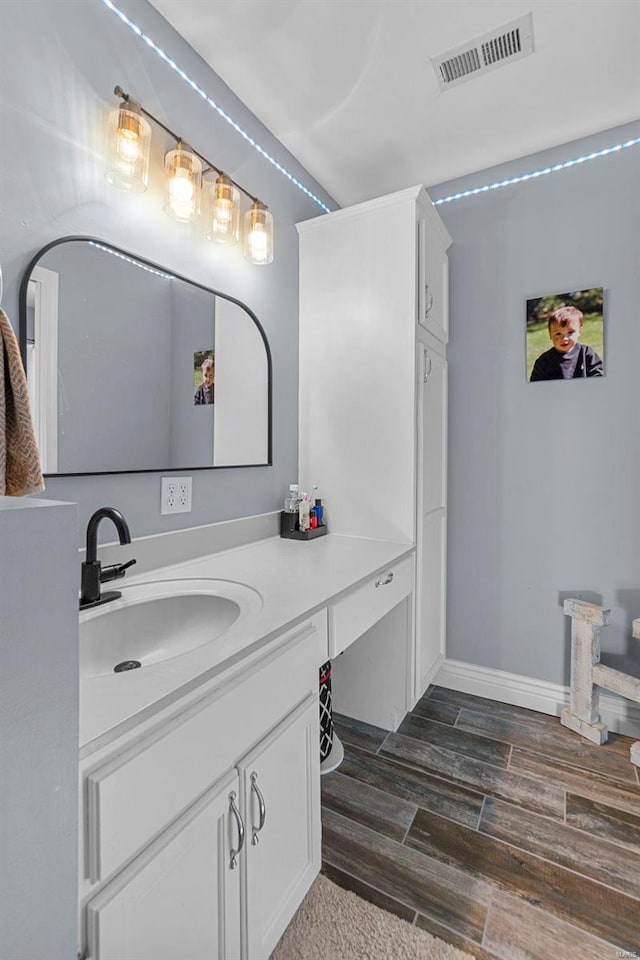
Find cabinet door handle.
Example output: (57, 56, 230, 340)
(250, 772, 267, 845)
(424, 284, 434, 319)
(375, 571, 394, 587)
(229, 791, 245, 869)
(423, 347, 432, 383)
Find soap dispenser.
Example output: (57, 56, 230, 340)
(282, 483, 299, 534)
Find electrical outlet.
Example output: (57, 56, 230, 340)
(161, 476, 192, 514)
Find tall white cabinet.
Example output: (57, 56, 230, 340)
(298, 185, 451, 713)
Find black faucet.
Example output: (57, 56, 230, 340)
(80, 507, 137, 610)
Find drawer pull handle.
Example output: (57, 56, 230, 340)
(375, 571, 394, 587)
(250, 772, 267, 845)
(229, 791, 245, 869)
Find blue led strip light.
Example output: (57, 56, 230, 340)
(99, 0, 332, 214)
(99, 0, 638, 213)
(89, 241, 173, 278)
(433, 138, 640, 206)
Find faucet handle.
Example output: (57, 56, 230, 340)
(100, 558, 137, 583)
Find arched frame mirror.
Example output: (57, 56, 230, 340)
(19, 237, 272, 476)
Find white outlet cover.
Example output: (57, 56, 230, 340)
(161, 476, 192, 514)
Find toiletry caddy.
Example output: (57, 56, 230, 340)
(280, 484, 327, 540)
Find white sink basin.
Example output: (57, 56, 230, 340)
(80, 578, 262, 678)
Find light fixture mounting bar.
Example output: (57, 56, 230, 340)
(114, 85, 259, 204)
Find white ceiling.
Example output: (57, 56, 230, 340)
(150, 0, 640, 206)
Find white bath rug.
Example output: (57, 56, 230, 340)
(271, 873, 476, 960)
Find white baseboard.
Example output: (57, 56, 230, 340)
(435, 658, 640, 739)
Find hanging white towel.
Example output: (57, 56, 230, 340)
(0, 307, 45, 496)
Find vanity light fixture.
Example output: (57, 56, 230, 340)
(105, 96, 151, 192)
(244, 201, 274, 266)
(164, 141, 202, 223)
(206, 174, 240, 245)
(106, 86, 275, 263)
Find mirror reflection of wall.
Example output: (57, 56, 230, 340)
(26, 266, 59, 472)
(214, 297, 269, 467)
(167, 278, 216, 469)
(20, 239, 271, 475)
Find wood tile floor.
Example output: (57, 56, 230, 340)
(321, 686, 640, 960)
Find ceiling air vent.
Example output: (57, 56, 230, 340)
(432, 13, 534, 91)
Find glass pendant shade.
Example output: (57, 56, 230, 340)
(164, 143, 202, 222)
(105, 104, 151, 193)
(206, 174, 240, 245)
(244, 201, 274, 265)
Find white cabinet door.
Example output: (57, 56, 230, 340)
(86, 771, 241, 960)
(418, 216, 450, 344)
(298, 192, 418, 543)
(415, 343, 447, 697)
(240, 695, 320, 960)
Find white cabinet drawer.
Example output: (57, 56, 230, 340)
(328, 554, 414, 658)
(86, 610, 327, 884)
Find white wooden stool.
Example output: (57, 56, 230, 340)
(561, 599, 640, 768)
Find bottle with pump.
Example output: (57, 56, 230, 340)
(298, 492, 311, 532)
(284, 483, 300, 514)
(282, 483, 299, 534)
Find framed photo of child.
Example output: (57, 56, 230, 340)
(526, 288, 604, 381)
(193, 349, 215, 405)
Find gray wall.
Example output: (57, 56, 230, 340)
(0, 497, 79, 960)
(0, 0, 335, 545)
(46, 242, 173, 472)
(431, 121, 640, 686)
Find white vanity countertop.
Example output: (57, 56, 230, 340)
(80, 533, 413, 753)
